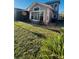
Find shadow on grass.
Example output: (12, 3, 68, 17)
(16, 24, 46, 39)
(47, 28, 60, 33)
(31, 32, 46, 39)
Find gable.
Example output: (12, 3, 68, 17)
(27, 3, 53, 11)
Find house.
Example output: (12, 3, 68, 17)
(27, 0, 60, 25)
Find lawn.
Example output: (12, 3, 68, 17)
(14, 21, 64, 59)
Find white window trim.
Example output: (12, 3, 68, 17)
(33, 6, 40, 11)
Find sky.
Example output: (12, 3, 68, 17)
(14, 0, 64, 13)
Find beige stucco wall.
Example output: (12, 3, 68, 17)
(43, 8, 54, 25)
(43, 8, 49, 25)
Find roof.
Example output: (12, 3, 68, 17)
(45, 0, 60, 5)
(27, 3, 54, 11)
(14, 8, 27, 12)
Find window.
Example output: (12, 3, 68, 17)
(31, 11, 43, 20)
(33, 7, 39, 11)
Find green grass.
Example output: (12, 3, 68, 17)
(14, 21, 64, 59)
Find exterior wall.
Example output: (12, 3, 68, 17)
(43, 9, 47, 24)
(43, 8, 50, 25)
(43, 8, 54, 25)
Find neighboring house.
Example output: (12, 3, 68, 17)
(14, 8, 29, 22)
(14, 8, 24, 20)
(27, 0, 60, 25)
